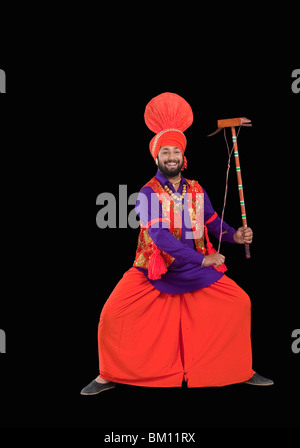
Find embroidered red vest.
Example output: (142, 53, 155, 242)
(133, 176, 206, 270)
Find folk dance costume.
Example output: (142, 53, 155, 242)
(81, 93, 273, 395)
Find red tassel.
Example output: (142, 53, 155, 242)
(181, 156, 187, 171)
(204, 225, 227, 273)
(213, 262, 227, 273)
(148, 243, 168, 280)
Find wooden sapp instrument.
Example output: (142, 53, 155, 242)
(208, 117, 252, 259)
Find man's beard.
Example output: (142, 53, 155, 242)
(157, 158, 183, 177)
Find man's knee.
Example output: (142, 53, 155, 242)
(237, 287, 251, 310)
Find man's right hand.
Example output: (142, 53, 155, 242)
(202, 253, 225, 267)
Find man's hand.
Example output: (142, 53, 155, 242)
(233, 226, 253, 244)
(202, 252, 225, 267)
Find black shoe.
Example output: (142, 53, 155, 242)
(243, 372, 274, 386)
(80, 379, 116, 395)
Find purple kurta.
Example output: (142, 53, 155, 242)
(133, 170, 237, 293)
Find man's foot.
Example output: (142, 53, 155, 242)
(80, 378, 116, 395)
(95, 376, 110, 384)
(243, 372, 274, 386)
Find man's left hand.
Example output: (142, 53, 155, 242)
(233, 226, 253, 244)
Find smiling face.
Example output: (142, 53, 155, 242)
(157, 146, 184, 178)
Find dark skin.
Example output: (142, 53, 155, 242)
(157, 146, 253, 267)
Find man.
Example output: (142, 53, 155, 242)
(81, 92, 273, 395)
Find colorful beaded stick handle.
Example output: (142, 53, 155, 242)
(208, 117, 252, 259)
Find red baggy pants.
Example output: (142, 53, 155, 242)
(98, 268, 253, 387)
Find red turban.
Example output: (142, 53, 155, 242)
(144, 92, 193, 169)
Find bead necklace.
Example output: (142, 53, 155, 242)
(164, 183, 187, 211)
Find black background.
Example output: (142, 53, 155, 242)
(0, 12, 299, 440)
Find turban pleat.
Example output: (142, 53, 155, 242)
(144, 92, 193, 169)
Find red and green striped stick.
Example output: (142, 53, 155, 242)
(208, 117, 252, 259)
(231, 126, 251, 259)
